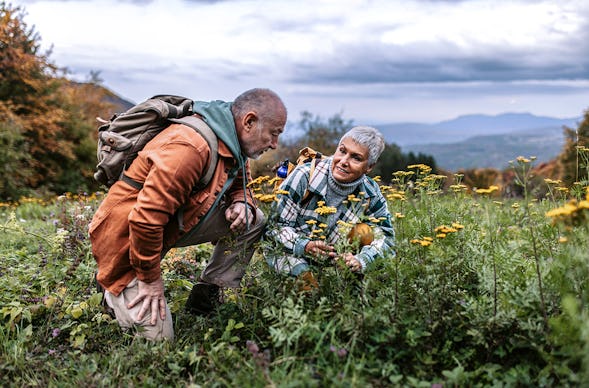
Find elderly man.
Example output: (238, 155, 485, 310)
(90, 88, 287, 340)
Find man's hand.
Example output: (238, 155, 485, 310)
(225, 202, 254, 232)
(127, 278, 166, 325)
(305, 240, 336, 258)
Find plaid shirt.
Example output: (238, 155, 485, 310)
(268, 158, 395, 271)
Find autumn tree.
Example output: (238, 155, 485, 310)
(0, 3, 113, 199)
(557, 109, 589, 187)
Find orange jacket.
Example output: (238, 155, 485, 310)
(89, 122, 255, 296)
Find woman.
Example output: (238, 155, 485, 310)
(266, 126, 395, 278)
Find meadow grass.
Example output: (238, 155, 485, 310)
(1, 165, 589, 387)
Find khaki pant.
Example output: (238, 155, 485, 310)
(104, 277, 174, 341)
(105, 203, 266, 340)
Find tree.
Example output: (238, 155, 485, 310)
(0, 3, 114, 198)
(371, 145, 437, 183)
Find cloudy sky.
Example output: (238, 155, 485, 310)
(16, 0, 589, 124)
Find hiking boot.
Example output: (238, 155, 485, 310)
(185, 281, 220, 316)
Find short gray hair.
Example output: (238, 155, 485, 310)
(340, 126, 385, 165)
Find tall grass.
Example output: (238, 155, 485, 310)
(1, 164, 589, 386)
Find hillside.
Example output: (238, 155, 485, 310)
(404, 126, 565, 171)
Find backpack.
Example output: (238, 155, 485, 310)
(274, 146, 327, 203)
(94, 95, 218, 190)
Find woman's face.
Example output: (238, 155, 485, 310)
(331, 138, 373, 183)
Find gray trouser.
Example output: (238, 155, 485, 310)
(174, 202, 266, 288)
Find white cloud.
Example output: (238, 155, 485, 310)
(16, 0, 589, 122)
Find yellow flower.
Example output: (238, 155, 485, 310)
(315, 206, 337, 215)
(516, 156, 531, 163)
(475, 185, 499, 195)
(558, 236, 568, 243)
(258, 194, 277, 203)
(436, 233, 446, 239)
(318, 223, 328, 228)
(336, 220, 353, 227)
(306, 220, 317, 225)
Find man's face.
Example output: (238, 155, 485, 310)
(331, 137, 373, 183)
(240, 113, 286, 160)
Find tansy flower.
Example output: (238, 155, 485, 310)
(257, 194, 276, 203)
(315, 206, 337, 215)
(475, 185, 499, 195)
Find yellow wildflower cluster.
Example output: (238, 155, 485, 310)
(254, 193, 277, 203)
(475, 185, 500, 195)
(306, 219, 327, 239)
(545, 189, 589, 227)
(247, 175, 271, 187)
(515, 156, 537, 164)
(392, 171, 415, 179)
(315, 205, 338, 216)
(407, 164, 432, 174)
(410, 236, 433, 247)
(380, 186, 406, 201)
(313, 200, 337, 216)
(449, 184, 468, 193)
(434, 222, 465, 238)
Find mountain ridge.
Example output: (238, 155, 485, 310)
(375, 112, 579, 147)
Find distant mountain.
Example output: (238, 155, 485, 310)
(377, 113, 579, 147)
(404, 125, 567, 171)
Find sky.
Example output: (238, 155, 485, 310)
(15, 0, 589, 125)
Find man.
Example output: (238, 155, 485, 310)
(89, 88, 287, 341)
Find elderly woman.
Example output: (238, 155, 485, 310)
(266, 126, 395, 279)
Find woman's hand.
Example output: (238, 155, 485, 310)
(337, 252, 362, 272)
(305, 240, 336, 258)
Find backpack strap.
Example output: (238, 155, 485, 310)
(169, 116, 219, 192)
(300, 158, 319, 207)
